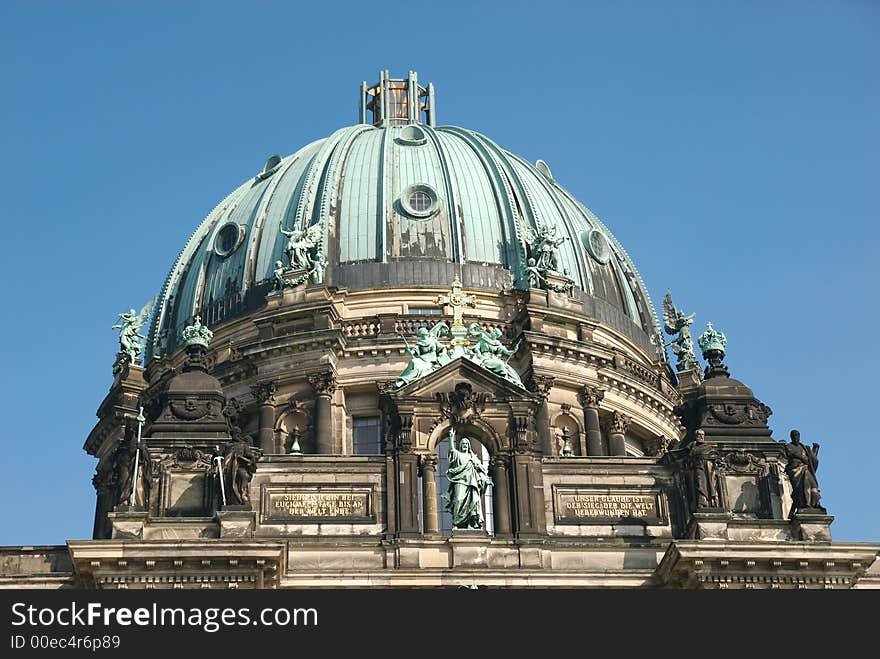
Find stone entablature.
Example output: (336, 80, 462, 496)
(4, 540, 879, 589)
(656, 542, 879, 590)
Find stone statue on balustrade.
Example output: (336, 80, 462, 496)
(443, 428, 493, 530)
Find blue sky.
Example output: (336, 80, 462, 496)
(0, 1, 877, 544)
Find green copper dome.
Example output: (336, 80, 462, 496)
(147, 72, 658, 360)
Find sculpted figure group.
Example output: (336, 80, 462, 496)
(277, 222, 327, 285)
(395, 320, 523, 388)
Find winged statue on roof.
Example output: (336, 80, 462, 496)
(112, 296, 156, 372)
(662, 291, 699, 373)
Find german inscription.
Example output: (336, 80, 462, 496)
(262, 487, 373, 523)
(554, 487, 663, 524)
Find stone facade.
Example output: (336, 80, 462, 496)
(2, 272, 877, 589)
(2, 73, 878, 589)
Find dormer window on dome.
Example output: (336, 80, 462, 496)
(360, 70, 435, 127)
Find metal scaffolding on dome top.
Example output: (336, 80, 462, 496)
(360, 70, 435, 127)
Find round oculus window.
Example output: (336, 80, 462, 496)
(397, 125, 428, 146)
(582, 228, 611, 264)
(214, 223, 244, 257)
(400, 184, 440, 218)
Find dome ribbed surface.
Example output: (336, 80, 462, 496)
(147, 124, 658, 359)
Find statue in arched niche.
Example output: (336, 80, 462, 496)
(443, 428, 493, 530)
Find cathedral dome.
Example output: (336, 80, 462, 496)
(147, 72, 658, 360)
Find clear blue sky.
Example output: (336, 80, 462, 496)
(0, 1, 877, 545)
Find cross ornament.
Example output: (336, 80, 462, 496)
(434, 276, 476, 328)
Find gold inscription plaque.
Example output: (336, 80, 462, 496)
(263, 487, 373, 523)
(554, 488, 663, 524)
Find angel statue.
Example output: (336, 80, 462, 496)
(279, 221, 322, 275)
(530, 223, 567, 275)
(395, 321, 450, 388)
(112, 296, 156, 373)
(662, 291, 699, 373)
(467, 323, 524, 387)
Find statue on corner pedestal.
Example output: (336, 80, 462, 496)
(781, 429, 824, 514)
(111, 297, 156, 373)
(662, 291, 700, 374)
(443, 429, 493, 530)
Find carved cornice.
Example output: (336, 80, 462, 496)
(308, 372, 337, 396)
(68, 542, 284, 590)
(656, 542, 876, 590)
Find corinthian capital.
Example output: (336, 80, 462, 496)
(607, 411, 631, 435)
(308, 371, 337, 396)
(250, 380, 277, 404)
(579, 385, 605, 408)
(419, 453, 439, 474)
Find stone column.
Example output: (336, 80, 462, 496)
(395, 415, 420, 537)
(579, 385, 605, 456)
(419, 453, 439, 536)
(308, 372, 337, 454)
(91, 463, 113, 540)
(251, 381, 277, 454)
(530, 375, 555, 454)
(490, 454, 512, 537)
(607, 411, 630, 456)
(509, 411, 546, 536)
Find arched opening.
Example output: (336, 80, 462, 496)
(551, 413, 583, 456)
(276, 410, 311, 454)
(432, 433, 495, 536)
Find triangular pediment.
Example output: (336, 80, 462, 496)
(389, 357, 538, 402)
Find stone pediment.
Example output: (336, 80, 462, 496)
(386, 357, 539, 403)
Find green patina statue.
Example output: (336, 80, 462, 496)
(393, 278, 525, 389)
(112, 296, 156, 373)
(662, 291, 700, 373)
(394, 321, 450, 387)
(279, 221, 325, 283)
(444, 429, 493, 530)
(467, 323, 523, 387)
